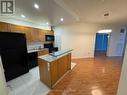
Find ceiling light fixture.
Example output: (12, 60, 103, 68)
(21, 15, 26, 18)
(98, 29, 112, 33)
(34, 3, 39, 9)
(46, 22, 49, 25)
(60, 18, 64, 22)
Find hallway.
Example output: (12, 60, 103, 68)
(48, 56, 122, 95)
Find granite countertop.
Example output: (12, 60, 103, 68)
(38, 49, 72, 62)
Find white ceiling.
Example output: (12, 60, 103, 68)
(0, 0, 127, 26)
(63, 0, 127, 25)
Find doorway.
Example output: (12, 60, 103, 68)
(95, 33, 109, 57)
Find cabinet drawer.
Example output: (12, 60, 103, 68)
(37, 49, 49, 56)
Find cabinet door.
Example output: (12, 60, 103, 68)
(31, 28, 40, 42)
(50, 61, 58, 86)
(10, 24, 33, 42)
(38, 59, 51, 88)
(58, 55, 68, 78)
(37, 49, 49, 56)
(10, 24, 25, 33)
(0, 22, 10, 32)
(39, 30, 45, 41)
(30, 28, 46, 42)
(23, 27, 33, 42)
(44, 30, 54, 35)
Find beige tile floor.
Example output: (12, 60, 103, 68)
(7, 63, 76, 95)
(7, 67, 50, 95)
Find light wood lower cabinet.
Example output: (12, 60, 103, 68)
(57, 55, 68, 78)
(67, 53, 71, 70)
(37, 49, 49, 56)
(38, 53, 71, 88)
(38, 59, 51, 87)
(50, 61, 58, 85)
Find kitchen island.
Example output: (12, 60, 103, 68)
(38, 49, 72, 88)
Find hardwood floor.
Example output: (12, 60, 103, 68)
(48, 56, 123, 95)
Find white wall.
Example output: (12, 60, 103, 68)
(54, 23, 98, 58)
(117, 43, 127, 95)
(54, 23, 126, 58)
(0, 57, 7, 95)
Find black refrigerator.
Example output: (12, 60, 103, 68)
(0, 32, 29, 81)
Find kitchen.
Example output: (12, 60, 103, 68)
(0, 22, 73, 95)
(1, 0, 127, 95)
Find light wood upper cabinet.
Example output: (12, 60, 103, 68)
(0, 22, 54, 42)
(31, 28, 46, 42)
(10, 24, 25, 33)
(0, 22, 10, 32)
(10, 24, 33, 42)
(31, 28, 40, 42)
(23, 27, 33, 42)
(44, 30, 54, 35)
(39, 30, 45, 41)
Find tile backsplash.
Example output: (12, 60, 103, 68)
(27, 42, 44, 51)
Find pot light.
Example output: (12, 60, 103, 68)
(98, 29, 112, 33)
(46, 22, 49, 25)
(34, 4, 39, 9)
(60, 18, 64, 22)
(21, 15, 26, 18)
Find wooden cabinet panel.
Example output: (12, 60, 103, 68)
(10, 24, 25, 33)
(58, 55, 68, 78)
(0, 22, 10, 32)
(23, 27, 33, 42)
(10, 24, 33, 42)
(38, 53, 71, 88)
(37, 49, 49, 56)
(31, 28, 46, 42)
(38, 59, 51, 88)
(44, 30, 54, 35)
(31, 28, 40, 42)
(0, 22, 54, 42)
(39, 30, 45, 41)
(67, 53, 71, 70)
(51, 61, 58, 85)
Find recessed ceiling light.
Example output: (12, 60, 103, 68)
(34, 4, 39, 9)
(46, 22, 49, 25)
(21, 15, 26, 18)
(60, 18, 64, 22)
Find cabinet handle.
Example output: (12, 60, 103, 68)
(47, 63, 50, 71)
